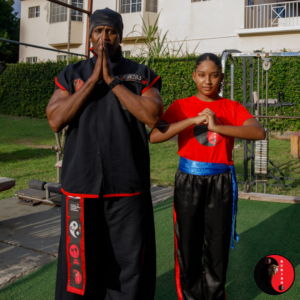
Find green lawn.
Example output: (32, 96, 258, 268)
(0, 197, 299, 299)
(0, 115, 57, 200)
(1, 115, 300, 200)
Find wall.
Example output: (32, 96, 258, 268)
(19, 0, 87, 62)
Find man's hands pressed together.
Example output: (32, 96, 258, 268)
(101, 39, 115, 85)
(91, 37, 114, 85)
(90, 38, 104, 83)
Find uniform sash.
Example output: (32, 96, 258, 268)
(179, 156, 239, 250)
(62, 189, 99, 295)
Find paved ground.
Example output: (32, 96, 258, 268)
(0, 186, 174, 289)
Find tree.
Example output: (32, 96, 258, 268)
(0, 0, 20, 63)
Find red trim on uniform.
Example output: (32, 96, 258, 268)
(61, 188, 99, 198)
(103, 191, 144, 198)
(66, 195, 72, 293)
(90, 47, 97, 57)
(173, 201, 183, 300)
(55, 77, 67, 91)
(141, 76, 160, 94)
(66, 196, 87, 295)
(80, 197, 86, 294)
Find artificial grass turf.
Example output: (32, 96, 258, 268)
(1, 197, 299, 300)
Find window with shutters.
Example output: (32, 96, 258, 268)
(120, 0, 142, 14)
(29, 6, 40, 18)
(50, 0, 68, 23)
(146, 0, 157, 13)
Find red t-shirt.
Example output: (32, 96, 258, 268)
(162, 96, 254, 165)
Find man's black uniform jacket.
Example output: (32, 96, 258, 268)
(55, 50, 161, 198)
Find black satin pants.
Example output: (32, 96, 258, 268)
(173, 169, 233, 300)
(55, 190, 156, 300)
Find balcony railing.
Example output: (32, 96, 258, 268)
(245, 1, 300, 29)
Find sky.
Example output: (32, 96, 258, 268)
(12, 0, 21, 17)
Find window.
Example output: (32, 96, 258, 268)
(122, 51, 131, 58)
(26, 57, 37, 63)
(50, 0, 67, 23)
(57, 55, 67, 62)
(71, 0, 83, 22)
(146, 0, 157, 13)
(29, 6, 40, 18)
(276, 5, 286, 18)
(120, 0, 142, 14)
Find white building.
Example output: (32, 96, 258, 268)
(19, 0, 300, 62)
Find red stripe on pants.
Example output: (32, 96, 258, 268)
(173, 201, 183, 300)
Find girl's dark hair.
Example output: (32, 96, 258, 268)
(195, 53, 223, 93)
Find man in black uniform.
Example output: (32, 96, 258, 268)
(47, 8, 163, 300)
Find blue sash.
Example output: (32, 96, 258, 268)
(179, 156, 239, 250)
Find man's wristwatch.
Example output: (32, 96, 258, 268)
(108, 77, 122, 89)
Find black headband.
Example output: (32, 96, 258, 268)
(89, 8, 123, 41)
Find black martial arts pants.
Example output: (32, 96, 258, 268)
(55, 190, 156, 300)
(174, 170, 233, 300)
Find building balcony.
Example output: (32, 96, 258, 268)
(48, 20, 84, 47)
(237, 1, 300, 35)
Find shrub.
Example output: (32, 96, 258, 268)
(1, 55, 300, 131)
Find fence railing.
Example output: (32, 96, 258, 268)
(245, 1, 300, 29)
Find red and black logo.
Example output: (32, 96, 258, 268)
(73, 269, 82, 285)
(254, 254, 295, 295)
(70, 244, 79, 259)
(194, 118, 224, 147)
(72, 79, 84, 92)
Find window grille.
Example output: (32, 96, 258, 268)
(122, 51, 131, 58)
(71, 0, 83, 22)
(120, 0, 142, 14)
(26, 57, 37, 63)
(57, 55, 67, 62)
(50, 0, 68, 23)
(191, 0, 210, 2)
(29, 6, 40, 18)
(146, 0, 157, 13)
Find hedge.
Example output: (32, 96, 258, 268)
(0, 55, 300, 131)
(0, 61, 66, 118)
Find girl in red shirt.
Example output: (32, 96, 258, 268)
(150, 53, 265, 300)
